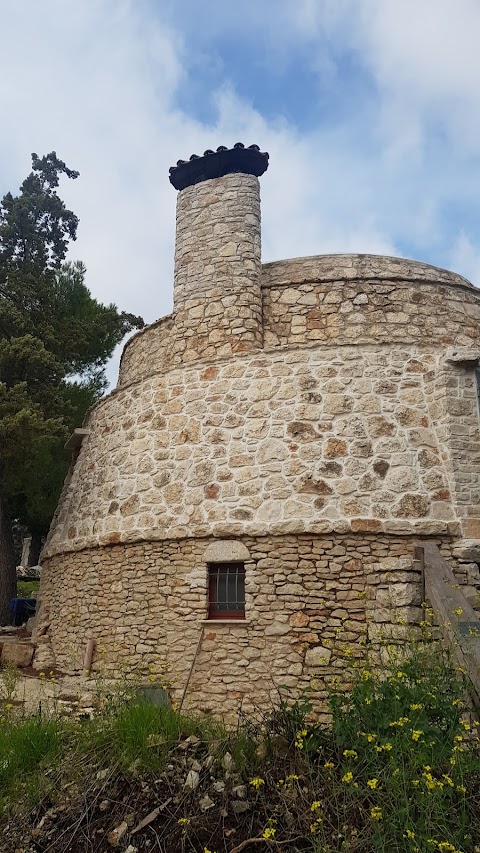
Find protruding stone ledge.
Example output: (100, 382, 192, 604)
(262, 254, 476, 291)
(64, 429, 89, 451)
(41, 518, 460, 560)
(445, 347, 480, 366)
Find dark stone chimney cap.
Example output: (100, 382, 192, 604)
(169, 143, 269, 191)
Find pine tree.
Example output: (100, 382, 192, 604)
(0, 153, 143, 623)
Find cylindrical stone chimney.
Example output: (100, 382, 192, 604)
(169, 144, 269, 360)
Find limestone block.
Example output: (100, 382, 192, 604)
(305, 646, 332, 667)
(289, 612, 310, 628)
(323, 395, 353, 414)
(377, 583, 420, 607)
(465, 563, 480, 585)
(324, 438, 348, 457)
(385, 467, 417, 492)
(265, 621, 291, 636)
(257, 440, 288, 463)
(452, 541, 480, 562)
(393, 494, 430, 518)
(2, 640, 34, 667)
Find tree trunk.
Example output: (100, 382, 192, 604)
(0, 488, 17, 625)
(28, 532, 43, 567)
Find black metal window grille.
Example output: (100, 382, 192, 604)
(208, 562, 245, 619)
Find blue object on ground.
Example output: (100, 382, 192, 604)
(9, 598, 36, 626)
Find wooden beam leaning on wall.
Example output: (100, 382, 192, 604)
(419, 541, 480, 708)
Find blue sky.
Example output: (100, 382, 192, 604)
(1, 0, 480, 383)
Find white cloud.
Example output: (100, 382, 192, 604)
(450, 233, 480, 287)
(289, 0, 480, 154)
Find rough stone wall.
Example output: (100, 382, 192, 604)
(442, 363, 480, 539)
(44, 342, 467, 560)
(118, 255, 480, 387)
(40, 534, 425, 717)
(119, 315, 175, 387)
(263, 277, 479, 351)
(423, 358, 480, 540)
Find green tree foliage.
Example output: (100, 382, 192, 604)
(0, 152, 144, 622)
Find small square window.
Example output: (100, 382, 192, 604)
(208, 562, 245, 620)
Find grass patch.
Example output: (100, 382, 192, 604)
(0, 715, 66, 809)
(16, 579, 40, 598)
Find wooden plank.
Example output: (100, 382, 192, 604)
(422, 541, 480, 707)
(178, 624, 205, 712)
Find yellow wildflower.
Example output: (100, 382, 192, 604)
(370, 806, 382, 821)
(342, 771, 354, 784)
(285, 774, 299, 782)
(310, 818, 323, 833)
(452, 608, 463, 616)
(310, 801, 322, 812)
(389, 717, 410, 728)
(324, 761, 334, 770)
(412, 730, 423, 741)
(438, 844, 456, 853)
(375, 742, 393, 752)
(422, 771, 443, 791)
(364, 732, 377, 742)
(442, 774, 454, 787)
(262, 827, 276, 840)
(294, 728, 307, 748)
(250, 777, 265, 790)
(409, 703, 423, 711)
(405, 829, 415, 839)
(343, 749, 358, 759)
(177, 817, 190, 826)
(367, 778, 379, 789)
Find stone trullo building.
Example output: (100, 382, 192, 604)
(35, 144, 480, 715)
